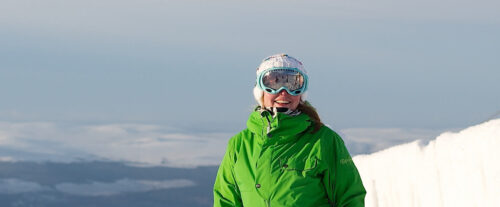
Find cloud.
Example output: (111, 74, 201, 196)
(0, 179, 49, 194)
(0, 122, 232, 167)
(0, 156, 16, 162)
(339, 127, 454, 155)
(55, 179, 195, 196)
(0, 121, 458, 167)
(0, 178, 195, 196)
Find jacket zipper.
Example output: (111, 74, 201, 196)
(265, 115, 272, 135)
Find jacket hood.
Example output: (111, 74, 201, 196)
(246, 109, 312, 145)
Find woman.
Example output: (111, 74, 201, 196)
(213, 54, 366, 207)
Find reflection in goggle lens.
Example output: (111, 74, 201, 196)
(262, 69, 304, 91)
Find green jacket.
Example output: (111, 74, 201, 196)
(213, 109, 366, 207)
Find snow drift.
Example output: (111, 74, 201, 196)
(353, 119, 500, 207)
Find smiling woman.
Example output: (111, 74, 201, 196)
(213, 54, 366, 207)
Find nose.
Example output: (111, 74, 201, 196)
(278, 89, 290, 95)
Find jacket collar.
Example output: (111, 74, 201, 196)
(246, 108, 311, 145)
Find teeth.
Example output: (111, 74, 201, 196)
(275, 100, 290, 104)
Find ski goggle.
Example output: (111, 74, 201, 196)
(256, 67, 308, 96)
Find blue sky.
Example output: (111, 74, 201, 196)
(1, 0, 499, 132)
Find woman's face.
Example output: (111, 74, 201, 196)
(263, 90, 301, 110)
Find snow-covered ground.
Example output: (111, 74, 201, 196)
(354, 119, 500, 207)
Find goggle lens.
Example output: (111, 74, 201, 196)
(261, 69, 305, 94)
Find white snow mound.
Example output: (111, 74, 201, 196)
(353, 119, 500, 207)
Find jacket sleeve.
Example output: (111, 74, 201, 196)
(213, 138, 243, 207)
(323, 132, 366, 207)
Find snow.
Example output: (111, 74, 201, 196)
(353, 119, 500, 207)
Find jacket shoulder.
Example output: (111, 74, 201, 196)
(314, 125, 351, 161)
(228, 128, 252, 144)
(225, 128, 254, 155)
(315, 125, 344, 144)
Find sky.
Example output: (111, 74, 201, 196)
(1, 0, 499, 132)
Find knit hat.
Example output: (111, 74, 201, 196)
(253, 53, 308, 106)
